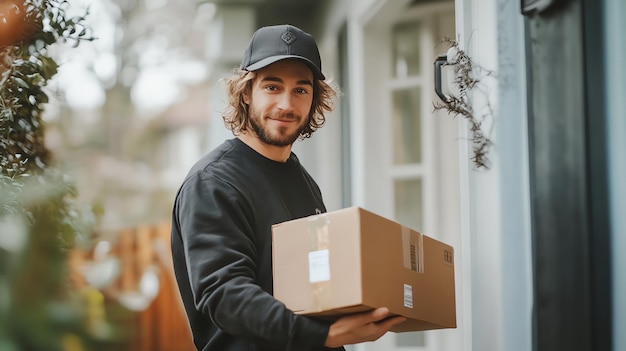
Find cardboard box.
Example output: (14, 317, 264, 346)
(271, 206, 456, 332)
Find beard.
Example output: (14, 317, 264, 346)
(248, 109, 307, 147)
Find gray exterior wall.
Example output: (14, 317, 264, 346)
(606, 0, 626, 349)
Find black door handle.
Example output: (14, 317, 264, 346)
(434, 53, 451, 103)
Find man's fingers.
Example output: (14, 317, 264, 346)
(350, 307, 401, 326)
(368, 307, 391, 322)
(324, 307, 407, 347)
(375, 315, 407, 329)
(361, 314, 406, 343)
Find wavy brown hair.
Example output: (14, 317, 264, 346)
(222, 68, 337, 139)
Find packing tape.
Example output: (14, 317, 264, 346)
(307, 213, 331, 312)
(402, 226, 424, 273)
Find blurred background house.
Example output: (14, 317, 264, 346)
(43, 0, 624, 350)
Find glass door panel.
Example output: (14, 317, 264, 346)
(394, 178, 423, 231)
(392, 87, 423, 165)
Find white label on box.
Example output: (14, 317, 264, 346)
(403, 284, 413, 308)
(308, 249, 331, 283)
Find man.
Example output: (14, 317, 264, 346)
(171, 24, 405, 351)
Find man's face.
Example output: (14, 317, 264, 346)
(245, 59, 314, 147)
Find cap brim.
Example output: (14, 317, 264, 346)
(244, 55, 326, 80)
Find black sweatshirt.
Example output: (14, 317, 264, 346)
(171, 138, 345, 351)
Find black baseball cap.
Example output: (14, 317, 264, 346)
(240, 24, 325, 80)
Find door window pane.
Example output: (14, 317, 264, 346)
(396, 331, 426, 347)
(392, 22, 421, 78)
(392, 87, 422, 165)
(394, 178, 423, 231)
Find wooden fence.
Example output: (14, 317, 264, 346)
(70, 222, 196, 351)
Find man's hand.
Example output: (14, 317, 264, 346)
(323, 307, 406, 348)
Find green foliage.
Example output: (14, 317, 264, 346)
(1, 0, 93, 176)
(0, 1, 115, 350)
(0, 168, 98, 351)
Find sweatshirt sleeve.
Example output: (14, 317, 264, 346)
(175, 170, 336, 350)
